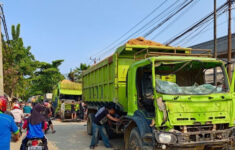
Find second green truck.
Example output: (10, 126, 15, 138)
(53, 79, 82, 120)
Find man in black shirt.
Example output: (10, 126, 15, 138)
(71, 101, 76, 120)
(90, 104, 120, 149)
(43, 102, 56, 134)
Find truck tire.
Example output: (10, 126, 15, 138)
(128, 127, 144, 150)
(87, 113, 94, 135)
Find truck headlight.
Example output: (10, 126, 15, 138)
(155, 133, 177, 144)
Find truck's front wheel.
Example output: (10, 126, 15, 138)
(128, 127, 143, 150)
(87, 113, 94, 135)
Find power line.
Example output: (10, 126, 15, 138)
(88, 0, 169, 61)
(130, 0, 184, 39)
(165, 0, 233, 45)
(151, 0, 201, 40)
(94, 0, 189, 61)
(143, 0, 194, 37)
(0, 5, 10, 46)
(177, 8, 230, 46)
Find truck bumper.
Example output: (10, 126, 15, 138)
(152, 128, 235, 149)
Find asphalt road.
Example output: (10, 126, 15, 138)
(11, 120, 235, 150)
(46, 120, 124, 150)
(11, 120, 124, 150)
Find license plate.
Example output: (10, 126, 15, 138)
(28, 146, 43, 150)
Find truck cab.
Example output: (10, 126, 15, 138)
(126, 55, 235, 149)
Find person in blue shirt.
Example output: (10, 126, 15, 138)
(0, 96, 19, 150)
(20, 103, 48, 150)
(23, 102, 32, 114)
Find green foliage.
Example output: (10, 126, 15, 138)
(2, 24, 64, 100)
(68, 63, 89, 83)
(3, 24, 36, 98)
(30, 60, 65, 95)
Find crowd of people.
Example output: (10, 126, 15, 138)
(0, 96, 120, 150)
(0, 96, 56, 150)
(60, 100, 88, 121)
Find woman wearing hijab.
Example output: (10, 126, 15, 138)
(20, 104, 48, 150)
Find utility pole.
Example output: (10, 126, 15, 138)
(227, 0, 232, 82)
(0, 4, 4, 96)
(213, 0, 217, 85)
(90, 57, 97, 65)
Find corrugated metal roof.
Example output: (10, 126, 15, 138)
(191, 33, 235, 55)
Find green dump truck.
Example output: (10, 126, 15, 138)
(82, 38, 235, 149)
(53, 79, 82, 120)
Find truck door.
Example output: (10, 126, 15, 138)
(231, 70, 235, 125)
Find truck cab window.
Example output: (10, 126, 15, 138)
(155, 61, 228, 95)
(136, 65, 154, 115)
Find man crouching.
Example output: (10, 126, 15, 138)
(90, 103, 120, 149)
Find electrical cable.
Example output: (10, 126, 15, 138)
(0, 5, 10, 45)
(143, 0, 194, 38)
(178, 8, 229, 46)
(95, 0, 190, 60)
(151, 0, 201, 40)
(88, 0, 170, 61)
(165, 0, 233, 45)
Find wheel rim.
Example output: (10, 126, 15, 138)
(129, 137, 140, 150)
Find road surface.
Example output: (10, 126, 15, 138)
(11, 120, 124, 150)
(12, 120, 235, 150)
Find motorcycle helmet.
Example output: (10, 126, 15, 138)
(13, 103, 20, 109)
(0, 96, 7, 112)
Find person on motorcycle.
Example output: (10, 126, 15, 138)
(0, 96, 19, 150)
(20, 104, 48, 150)
(23, 102, 32, 114)
(43, 102, 56, 134)
(23, 102, 32, 121)
(11, 103, 24, 135)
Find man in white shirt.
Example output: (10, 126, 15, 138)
(60, 101, 65, 119)
(11, 104, 24, 123)
(11, 103, 24, 135)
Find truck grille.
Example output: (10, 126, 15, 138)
(176, 129, 232, 144)
(174, 124, 229, 133)
(174, 124, 232, 144)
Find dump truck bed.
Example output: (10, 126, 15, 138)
(82, 38, 212, 112)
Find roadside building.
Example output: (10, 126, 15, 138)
(191, 33, 235, 58)
(191, 34, 235, 82)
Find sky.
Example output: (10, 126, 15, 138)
(0, 0, 234, 74)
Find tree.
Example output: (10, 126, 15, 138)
(30, 60, 65, 95)
(68, 69, 75, 82)
(68, 63, 89, 83)
(2, 24, 65, 100)
(3, 24, 36, 98)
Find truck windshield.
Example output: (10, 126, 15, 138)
(155, 60, 229, 95)
(60, 94, 80, 101)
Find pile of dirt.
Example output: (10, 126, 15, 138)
(126, 37, 164, 46)
(60, 79, 82, 90)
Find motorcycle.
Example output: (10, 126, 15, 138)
(26, 138, 44, 150)
(23, 113, 30, 122)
